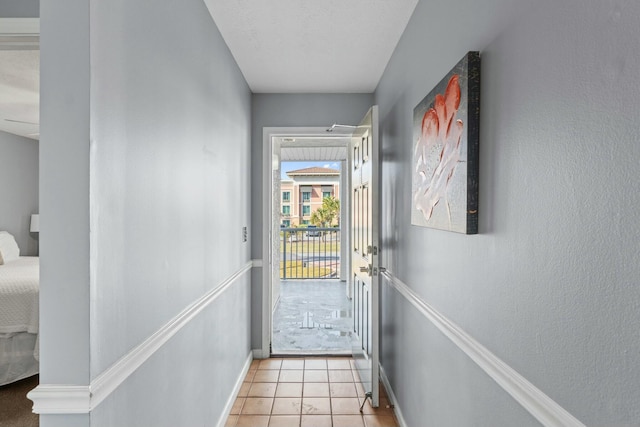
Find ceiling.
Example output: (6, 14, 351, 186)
(204, 0, 419, 93)
(0, 19, 39, 140)
(0, 50, 39, 140)
(0, 1, 419, 138)
(279, 136, 349, 162)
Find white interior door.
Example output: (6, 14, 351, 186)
(351, 106, 380, 407)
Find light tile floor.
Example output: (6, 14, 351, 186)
(225, 357, 399, 427)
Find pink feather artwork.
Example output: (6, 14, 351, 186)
(411, 52, 480, 234)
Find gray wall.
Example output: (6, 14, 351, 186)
(0, 130, 38, 256)
(40, 0, 91, 405)
(376, 0, 640, 426)
(40, 0, 251, 426)
(250, 93, 373, 348)
(0, 0, 39, 18)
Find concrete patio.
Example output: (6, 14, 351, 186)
(272, 279, 353, 354)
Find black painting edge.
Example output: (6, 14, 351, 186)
(465, 51, 480, 235)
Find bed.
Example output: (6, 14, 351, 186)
(0, 231, 39, 386)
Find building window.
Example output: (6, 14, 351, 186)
(323, 191, 332, 199)
(302, 205, 311, 216)
(282, 205, 290, 216)
(282, 220, 290, 227)
(302, 191, 311, 202)
(282, 191, 290, 202)
(302, 220, 310, 225)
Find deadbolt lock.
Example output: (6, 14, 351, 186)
(359, 264, 374, 276)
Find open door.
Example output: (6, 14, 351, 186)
(351, 106, 380, 408)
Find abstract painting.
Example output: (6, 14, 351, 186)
(411, 51, 480, 234)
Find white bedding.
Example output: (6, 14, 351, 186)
(0, 331, 38, 385)
(0, 257, 39, 334)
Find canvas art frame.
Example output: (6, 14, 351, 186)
(411, 51, 480, 234)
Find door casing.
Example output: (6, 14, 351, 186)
(260, 127, 353, 358)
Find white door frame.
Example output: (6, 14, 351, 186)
(261, 126, 353, 358)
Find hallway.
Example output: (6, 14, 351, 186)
(225, 357, 398, 427)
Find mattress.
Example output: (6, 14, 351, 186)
(0, 257, 39, 334)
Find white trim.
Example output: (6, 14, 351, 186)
(90, 261, 252, 409)
(27, 385, 90, 414)
(28, 261, 253, 414)
(379, 365, 407, 427)
(216, 352, 253, 427)
(262, 127, 354, 358)
(0, 18, 39, 50)
(0, 36, 39, 50)
(252, 348, 268, 360)
(252, 259, 263, 268)
(261, 129, 274, 358)
(380, 270, 586, 427)
(0, 18, 40, 35)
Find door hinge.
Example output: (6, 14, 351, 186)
(367, 245, 378, 255)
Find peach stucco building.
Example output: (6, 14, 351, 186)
(280, 167, 340, 227)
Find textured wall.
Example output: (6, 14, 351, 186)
(89, 0, 251, 376)
(91, 277, 251, 427)
(0, 131, 38, 256)
(40, 0, 91, 398)
(0, 0, 39, 18)
(376, 0, 640, 425)
(40, 0, 252, 425)
(250, 93, 373, 349)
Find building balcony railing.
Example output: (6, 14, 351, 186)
(280, 227, 340, 280)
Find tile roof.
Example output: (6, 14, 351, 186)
(286, 166, 340, 176)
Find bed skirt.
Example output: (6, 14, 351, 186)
(0, 331, 38, 386)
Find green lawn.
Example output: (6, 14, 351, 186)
(280, 240, 340, 253)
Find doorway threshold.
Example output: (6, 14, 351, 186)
(271, 349, 353, 358)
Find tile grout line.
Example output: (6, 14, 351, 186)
(232, 357, 398, 427)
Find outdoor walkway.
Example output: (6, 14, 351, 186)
(272, 280, 353, 354)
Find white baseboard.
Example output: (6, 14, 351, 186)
(379, 365, 407, 427)
(216, 351, 253, 427)
(252, 348, 268, 359)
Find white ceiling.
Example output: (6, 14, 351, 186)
(0, 2, 419, 138)
(279, 136, 349, 162)
(281, 145, 347, 162)
(0, 49, 39, 140)
(203, 0, 419, 93)
(0, 19, 39, 140)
